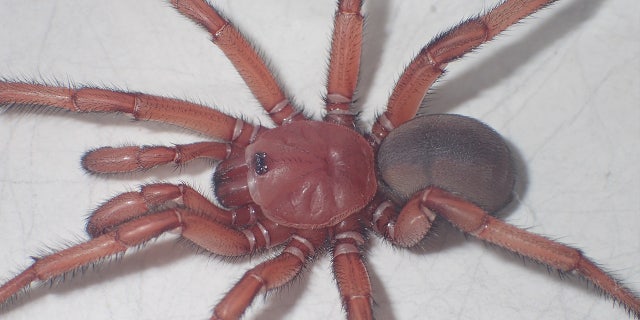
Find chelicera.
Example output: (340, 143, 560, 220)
(1, 0, 638, 319)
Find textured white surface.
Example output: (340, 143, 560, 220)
(0, 1, 638, 319)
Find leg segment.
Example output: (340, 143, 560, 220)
(370, 0, 557, 143)
(86, 183, 259, 237)
(82, 141, 239, 173)
(86, 184, 294, 251)
(0, 82, 258, 144)
(332, 216, 373, 320)
(170, 0, 303, 125)
(0, 208, 259, 304)
(213, 230, 326, 320)
(421, 187, 640, 317)
(324, 0, 363, 127)
(365, 193, 436, 247)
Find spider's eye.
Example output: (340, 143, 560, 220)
(253, 152, 268, 175)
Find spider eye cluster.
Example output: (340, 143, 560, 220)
(253, 152, 269, 175)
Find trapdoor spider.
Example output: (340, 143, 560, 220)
(1, 0, 639, 319)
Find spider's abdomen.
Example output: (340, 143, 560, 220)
(242, 121, 376, 229)
(377, 114, 515, 213)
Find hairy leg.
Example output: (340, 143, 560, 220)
(82, 141, 237, 173)
(419, 187, 640, 316)
(212, 230, 326, 320)
(370, 0, 557, 142)
(171, 0, 304, 125)
(0, 82, 259, 144)
(324, 0, 363, 127)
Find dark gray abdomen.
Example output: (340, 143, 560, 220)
(377, 114, 515, 214)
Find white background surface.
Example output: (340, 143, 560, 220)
(0, 0, 638, 319)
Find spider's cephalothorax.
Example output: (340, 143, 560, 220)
(0, 0, 638, 319)
(214, 120, 377, 228)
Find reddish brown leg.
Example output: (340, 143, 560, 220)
(87, 184, 294, 252)
(332, 216, 373, 320)
(0, 82, 258, 144)
(170, 0, 304, 125)
(213, 230, 326, 320)
(365, 193, 436, 247)
(371, 0, 557, 143)
(82, 141, 239, 173)
(324, 0, 363, 127)
(0, 208, 263, 304)
(86, 183, 259, 237)
(419, 187, 640, 317)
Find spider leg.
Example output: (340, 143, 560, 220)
(0, 82, 259, 145)
(82, 141, 239, 174)
(324, 0, 363, 127)
(417, 187, 640, 317)
(85, 183, 260, 237)
(213, 230, 326, 320)
(332, 215, 373, 320)
(365, 193, 436, 248)
(0, 207, 292, 305)
(370, 0, 558, 142)
(170, 0, 303, 125)
(85, 184, 294, 252)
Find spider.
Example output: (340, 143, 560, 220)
(0, 0, 636, 320)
